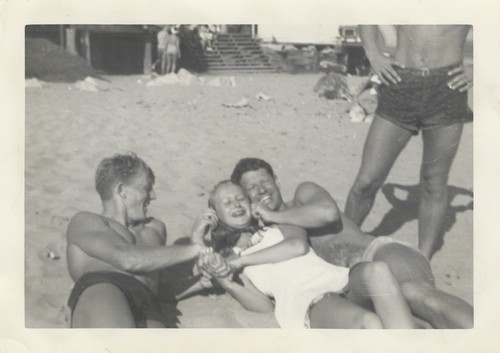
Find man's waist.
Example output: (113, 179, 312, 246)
(395, 62, 462, 77)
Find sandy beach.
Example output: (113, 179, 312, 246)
(25, 71, 473, 328)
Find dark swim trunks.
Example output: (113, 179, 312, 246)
(67, 271, 168, 328)
(376, 63, 473, 135)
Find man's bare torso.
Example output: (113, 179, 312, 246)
(394, 25, 470, 69)
(67, 213, 165, 293)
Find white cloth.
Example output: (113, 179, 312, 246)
(240, 227, 349, 328)
(361, 236, 422, 262)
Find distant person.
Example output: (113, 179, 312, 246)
(156, 26, 169, 75)
(164, 28, 181, 74)
(345, 25, 473, 259)
(66, 153, 207, 328)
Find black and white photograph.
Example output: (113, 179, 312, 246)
(24, 23, 474, 329)
(2, 0, 500, 351)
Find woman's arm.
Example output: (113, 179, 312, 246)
(217, 274, 274, 313)
(199, 251, 274, 313)
(228, 224, 308, 271)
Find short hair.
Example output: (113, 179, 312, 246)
(206, 180, 259, 257)
(230, 158, 275, 184)
(95, 153, 155, 201)
(208, 180, 235, 209)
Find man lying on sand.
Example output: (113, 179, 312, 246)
(228, 158, 473, 328)
(185, 181, 417, 328)
(66, 153, 208, 328)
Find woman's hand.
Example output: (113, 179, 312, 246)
(198, 249, 235, 281)
(191, 209, 218, 245)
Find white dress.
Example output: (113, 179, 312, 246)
(239, 226, 349, 328)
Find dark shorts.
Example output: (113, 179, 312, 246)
(67, 271, 167, 328)
(376, 63, 473, 135)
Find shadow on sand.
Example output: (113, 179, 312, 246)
(368, 183, 473, 252)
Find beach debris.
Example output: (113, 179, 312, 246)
(206, 77, 221, 87)
(46, 251, 61, 260)
(222, 98, 249, 108)
(205, 76, 236, 87)
(74, 76, 100, 92)
(349, 103, 374, 123)
(314, 73, 371, 101)
(319, 60, 347, 74)
(147, 73, 180, 86)
(177, 68, 200, 86)
(358, 88, 378, 115)
(25, 78, 45, 88)
(314, 73, 351, 100)
(255, 92, 272, 101)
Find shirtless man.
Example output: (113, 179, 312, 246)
(230, 157, 473, 328)
(345, 25, 473, 259)
(66, 153, 207, 328)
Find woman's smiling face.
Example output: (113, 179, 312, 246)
(213, 183, 252, 229)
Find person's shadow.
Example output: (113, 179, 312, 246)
(368, 183, 473, 251)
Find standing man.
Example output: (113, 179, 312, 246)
(345, 25, 473, 259)
(66, 153, 207, 328)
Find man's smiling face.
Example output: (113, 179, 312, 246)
(239, 168, 284, 211)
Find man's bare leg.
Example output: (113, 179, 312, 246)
(71, 283, 135, 328)
(345, 116, 412, 226)
(373, 243, 473, 328)
(419, 123, 464, 259)
(347, 261, 416, 328)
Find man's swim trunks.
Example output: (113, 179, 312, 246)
(67, 271, 167, 328)
(361, 236, 424, 262)
(376, 63, 473, 135)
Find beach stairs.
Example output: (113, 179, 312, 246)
(203, 33, 276, 73)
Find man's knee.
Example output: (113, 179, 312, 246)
(420, 170, 449, 198)
(352, 174, 384, 197)
(361, 261, 392, 287)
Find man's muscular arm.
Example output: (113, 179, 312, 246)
(253, 182, 341, 228)
(67, 212, 205, 273)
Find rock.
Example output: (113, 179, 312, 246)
(222, 98, 249, 108)
(255, 92, 272, 101)
(314, 73, 350, 100)
(25, 78, 45, 88)
(349, 103, 367, 123)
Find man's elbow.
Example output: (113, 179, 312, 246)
(115, 252, 144, 273)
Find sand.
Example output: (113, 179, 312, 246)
(25, 72, 473, 328)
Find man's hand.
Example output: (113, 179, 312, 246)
(198, 249, 234, 280)
(251, 203, 275, 224)
(368, 53, 404, 85)
(448, 65, 473, 92)
(191, 209, 218, 245)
